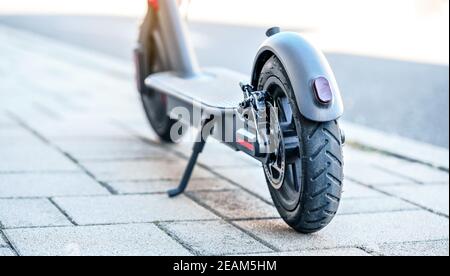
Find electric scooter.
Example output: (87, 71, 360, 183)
(134, 0, 345, 233)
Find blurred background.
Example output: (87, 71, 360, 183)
(1, 0, 449, 148)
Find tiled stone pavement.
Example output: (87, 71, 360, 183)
(0, 25, 448, 256)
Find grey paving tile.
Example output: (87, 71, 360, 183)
(55, 139, 172, 162)
(82, 159, 217, 182)
(338, 197, 419, 215)
(109, 178, 237, 195)
(378, 184, 449, 216)
(377, 163, 449, 184)
(0, 199, 71, 228)
(375, 240, 449, 256)
(345, 161, 414, 186)
(341, 180, 384, 199)
(53, 194, 217, 225)
(235, 211, 449, 251)
(0, 173, 109, 198)
(0, 115, 14, 126)
(0, 145, 79, 172)
(0, 127, 42, 146)
(29, 119, 134, 140)
(345, 147, 449, 184)
(0, 248, 16, 256)
(188, 190, 278, 219)
(214, 167, 272, 203)
(6, 224, 191, 256)
(161, 220, 271, 256)
(175, 141, 260, 168)
(246, 248, 371, 256)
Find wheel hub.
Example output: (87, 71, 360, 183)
(263, 104, 286, 190)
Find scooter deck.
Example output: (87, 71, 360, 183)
(145, 68, 246, 110)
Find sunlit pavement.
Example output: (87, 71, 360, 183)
(0, 25, 448, 256)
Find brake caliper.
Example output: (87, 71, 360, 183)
(237, 83, 280, 158)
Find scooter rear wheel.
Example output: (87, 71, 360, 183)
(138, 10, 177, 143)
(258, 56, 344, 234)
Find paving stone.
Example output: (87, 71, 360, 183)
(0, 199, 71, 228)
(82, 159, 217, 182)
(345, 147, 449, 184)
(378, 184, 449, 216)
(161, 220, 271, 256)
(0, 127, 42, 146)
(109, 178, 237, 195)
(0, 145, 79, 172)
(341, 180, 384, 199)
(0, 248, 16, 256)
(345, 160, 414, 186)
(348, 147, 450, 184)
(375, 240, 449, 256)
(6, 224, 191, 256)
(376, 163, 449, 184)
(188, 190, 278, 219)
(53, 194, 217, 225)
(247, 248, 371, 256)
(214, 167, 272, 203)
(0, 115, 14, 126)
(175, 141, 260, 168)
(29, 119, 134, 140)
(338, 196, 419, 215)
(0, 173, 109, 198)
(235, 211, 449, 251)
(54, 139, 171, 162)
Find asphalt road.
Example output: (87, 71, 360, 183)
(1, 15, 448, 148)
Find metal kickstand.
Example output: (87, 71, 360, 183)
(168, 117, 214, 198)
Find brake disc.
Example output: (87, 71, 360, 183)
(263, 104, 286, 190)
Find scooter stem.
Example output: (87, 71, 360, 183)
(158, 0, 201, 78)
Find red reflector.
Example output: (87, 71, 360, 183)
(313, 77, 333, 104)
(237, 139, 255, 152)
(148, 0, 159, 11)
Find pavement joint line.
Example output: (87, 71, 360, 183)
(347, 177, 450, 219)
(373, 165, 428, 185)
(246, 245, 377, 256)
(32, 101, 63, 120)
(0, 219, 223, 231)
(154, 222, 202, 256)
(6, 112, 119, 195)
(348, 142, 450, 173)
(0, 230, 20, 256)
(113, 188, 239, 196)
(48, 198, 78, 226)
(0, 170, 82, 175)
(201, 169, 275, 207)
(75, 156, 174, 163)
(355, 245, 379, 256)
(58, 153, 119, 195)
(336, 208, 422, 217)
(369, 239, 450, 257)
(228, 217, 283, 222)
(0, 190, 234, 200)
(183, 192, 281, 253)
(110, 177, 225, 184)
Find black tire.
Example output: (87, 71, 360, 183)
(138, 8, 177, 143)
(258, 56, 344, 234)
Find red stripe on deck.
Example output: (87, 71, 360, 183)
(237, 139, 255, 151)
